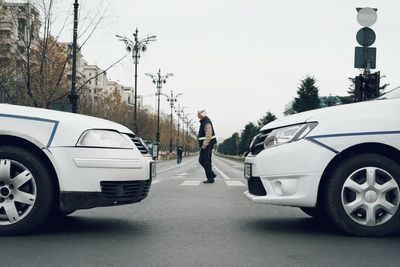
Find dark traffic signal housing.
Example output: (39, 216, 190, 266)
(354, 71, 380, 101)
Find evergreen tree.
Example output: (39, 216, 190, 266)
(292, 76, 320, 113)
(238, 122, 259, 155)
(257, 111, 277, 128)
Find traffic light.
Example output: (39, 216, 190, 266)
(363, 71, 380, 100)
(354, 75, 363, 102)
(354, 72, 380, 102)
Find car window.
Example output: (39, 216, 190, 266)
(378, 86, 400, 100)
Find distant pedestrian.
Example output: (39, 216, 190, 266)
(177, 146, 183, 164)
(197, 110, 217, 183)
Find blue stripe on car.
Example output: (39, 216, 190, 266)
(305, 130, 400, 154)
(0, 113, 59, 148)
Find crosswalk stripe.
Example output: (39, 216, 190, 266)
(214, 166, 231, 180)
(152, 180, 162, 184)
(225, 181, 246, 187)
(180, 180, 201, 186)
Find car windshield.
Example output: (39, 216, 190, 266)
(377, 86, 400, 100)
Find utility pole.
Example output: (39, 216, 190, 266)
(69, 0, 79, 113)
(165, 90, 182, 153)
(116, 29, 156, 134)
(145, 69, 173, 158)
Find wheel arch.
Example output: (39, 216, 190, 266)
(317, 142, 400, 206)
(0, 134, 61, 195)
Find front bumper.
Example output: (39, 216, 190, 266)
(60, 178, 152, 212)
(48, 147, 155, 192)
(244, 139, 336, 207)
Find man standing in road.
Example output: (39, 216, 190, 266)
(197, 110, 217, 183)
(176, 146, 183, 164)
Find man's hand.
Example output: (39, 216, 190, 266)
(201, 145, 207, 149)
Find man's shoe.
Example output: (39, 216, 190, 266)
(203, 180, 214, 184)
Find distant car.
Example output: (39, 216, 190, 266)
(244, 88, 400, 236)
(0, 104, 155, 235)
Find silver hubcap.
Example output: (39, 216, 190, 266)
(0, 159, 37, 225)
(341, 167, 400, 227)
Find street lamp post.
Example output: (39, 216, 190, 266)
(116, 29, 156, 134)
(176, 107, 181, 147)
(69, 0, 79, 113)
(165, 90, 182, 153)
(145, 69, 173, 158)
(175, 105, 187, 147)
(183, 115, 191, 155)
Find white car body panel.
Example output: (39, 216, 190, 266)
(0, 104, 154, 211)
(245, 98, 400, 207)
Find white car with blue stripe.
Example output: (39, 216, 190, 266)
(0, 104, 155, 235)
(244, 88, 400, 236)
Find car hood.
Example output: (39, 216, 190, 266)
(0, 104, 131, 133)
(260, 99, 395, 131)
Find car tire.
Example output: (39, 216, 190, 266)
(0, 146, 57, 235)
(324, 153, 400, 236)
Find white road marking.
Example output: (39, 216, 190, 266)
(177, 172, 189, 176)
(225, 181, 245, 187)
(232, 165, 242, 168)
(180, 180, 201, 186)
(214, 166, 231, 180)
(158, 158, 196, 173)
(152, 180, 162, 184)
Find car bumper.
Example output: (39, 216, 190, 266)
(244, 139, 336, 207)
(48, 147, 155, 192)
(60, 179, 152, 212)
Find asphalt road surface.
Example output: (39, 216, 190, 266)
(2, 154, 400, 267)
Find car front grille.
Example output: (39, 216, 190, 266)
(248, 177, 267, 196)
(249, 130, 271, 155)
(130, 136, 149, 155)
(100, 180, 152, 200)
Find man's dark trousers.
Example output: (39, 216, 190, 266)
(199, 143, 215, 180)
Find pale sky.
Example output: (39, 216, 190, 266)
(52, 0, 400, 138)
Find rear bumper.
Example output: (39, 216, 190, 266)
(60, 179, 152, 212)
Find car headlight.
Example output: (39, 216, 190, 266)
(264, 122, 317, 149)
(77, 130, 132, 149)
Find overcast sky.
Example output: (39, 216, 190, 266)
(52, 0, 400, 138)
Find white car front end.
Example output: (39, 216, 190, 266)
(0, 104, 155, 234)
(244, 95, 400, 236)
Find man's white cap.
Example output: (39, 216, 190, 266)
(198, 109, 207, 117)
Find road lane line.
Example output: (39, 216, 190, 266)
(180, 180, 200, 186)
(158, 158, 196, 173)
(225, 181, 245, 187)
(214, 166, 231, 180)
(152, 180, 162, 184)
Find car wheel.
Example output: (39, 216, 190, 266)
(324, 153, 400, 236)
(0, 146, 56, 235)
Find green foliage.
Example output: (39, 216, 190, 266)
(218, 111, 277, 156)
(292, 75, 320, 113)
(257, 111, 277, 128)
(217, 132, 240, 155)
(238, 122, 259, 155)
